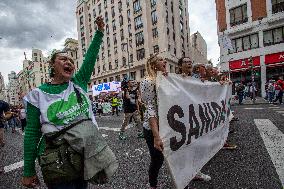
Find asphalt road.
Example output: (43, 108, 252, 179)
(0, 102, 283, 189)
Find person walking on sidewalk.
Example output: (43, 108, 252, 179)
(273, 76, 284, 104)
(236, 82, 245, 105)
(267, 80, 275, 103)
(0, 100, 11, 147)
(111, 94, 119, 116)
(119, 78, 143, 140)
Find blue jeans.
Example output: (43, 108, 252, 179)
(47, 179, 88, 189)
(238, 92, 244, 104)
(268, 92, 274, 103)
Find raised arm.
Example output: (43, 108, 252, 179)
(73, 16, 105, 91)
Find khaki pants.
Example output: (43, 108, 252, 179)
(121, 111, 142, 132)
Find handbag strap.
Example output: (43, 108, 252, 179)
(73, 85, 83, 104)
(46, 118, 91, 141)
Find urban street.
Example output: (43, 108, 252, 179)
(1, 100, 283, 189)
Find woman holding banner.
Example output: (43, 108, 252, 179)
(140, 54, 167, 189)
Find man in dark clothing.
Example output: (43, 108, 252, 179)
(119, 79, 143, 140)
(0, 100, 11, 147)
(236, 82, 245, 105)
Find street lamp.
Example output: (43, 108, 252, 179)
(121, 38, 131, 78)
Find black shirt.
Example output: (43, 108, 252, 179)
(0, 100, 10, 126)
(123, 89, 138, 113)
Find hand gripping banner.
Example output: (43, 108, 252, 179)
(157, 73, 232, 189)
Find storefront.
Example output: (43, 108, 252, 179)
(265, 51, 284, 80)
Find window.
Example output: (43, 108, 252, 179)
(107, 37, 110, 47)
(104, 0, 107, 8)
(151, 0, 157, 8)
(122, 57, 127, 66)
(112, 20, 116, 31)
(105, 12, 108, 23)
(153, 45, 159, 53)
(137, 48, 145, 60)
(171, 1, 173, 12)
(108, 49, 111, 57)
(80, 16, 84, 25)
(151, 10, 157, 25)
(103, 64, 106, 71)
(230, 33, 259, 53)
(119, 15, 123, 26)
(264, 26, 284, 46)
(115, 59, 118, 68)
(229, 4, 248, 26)
(140, 69, 146, 78)
(98, 66, 100, 73)
(166, 10, 168, 23)
(120, 29, 124, 41)
(106, 24, 109, 34)
(111, 6, 115, 18)
(128, 24, 132, 35)
(113, 33, 117, 45)
(118, 1, 122, 12)
(134, 15, 143, 30)
(114, 46, 118, 54)
(133, 0, 142, 14)
(130, 71, 136, 80)
(180, 21, 184, 33)
(130, 54, 133, 63)
(174, 48, 176, 56)
(115, 75, 121, 81)
(109, 63, 112, 70)
(127, 9, 131, 22)
(272, 0, 284, 14)
(98, 3, 101, 14)
(152, 28, 158, 38)
(135, 31, 144, 46)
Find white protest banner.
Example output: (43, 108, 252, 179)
(157, 73, 232, 189)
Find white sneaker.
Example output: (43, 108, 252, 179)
(193, 171, 211, 182)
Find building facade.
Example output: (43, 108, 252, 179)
(7, 71, 19, 106)
(0, 73, 6, 101)
(216, 0, 284, 96)
(190, 31, 208, 64)
(76, 0, 191, 88)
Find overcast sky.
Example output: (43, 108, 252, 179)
(0, 0, 219, 84)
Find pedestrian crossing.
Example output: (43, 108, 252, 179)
(254, 119, 284, 187)
(269, 104, 284, 116)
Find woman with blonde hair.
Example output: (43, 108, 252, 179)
(140, 54, 167, 189)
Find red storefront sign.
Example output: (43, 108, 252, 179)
(265, 51, 284, 65)
(229, 56, 260, 71)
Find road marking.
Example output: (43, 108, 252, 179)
(254, 119, 284, 187)
(276, 111, 284, 114)
(102, 134, 108, 137)
(269, 107, 281, 109)
(99, 123, 134, 132)
(4, 161, 24, 173)
(244, 108, 264, 110)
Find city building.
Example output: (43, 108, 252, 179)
(7, 71, 19, 106)
(190, 31, 208, 64)
(0, 72, 6, 101)
(63, 38, 80, 71)
(216, 0, 284, 96)
(76, 0, 191, 88)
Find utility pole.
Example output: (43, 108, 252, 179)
(249, 56, 256, 104)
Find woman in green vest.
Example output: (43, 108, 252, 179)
(22, 17, 105, 188)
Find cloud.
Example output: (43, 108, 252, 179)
(188, 0, 220, 64)
(0, 0, 77, 83)
(0, 0, 77, 49)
